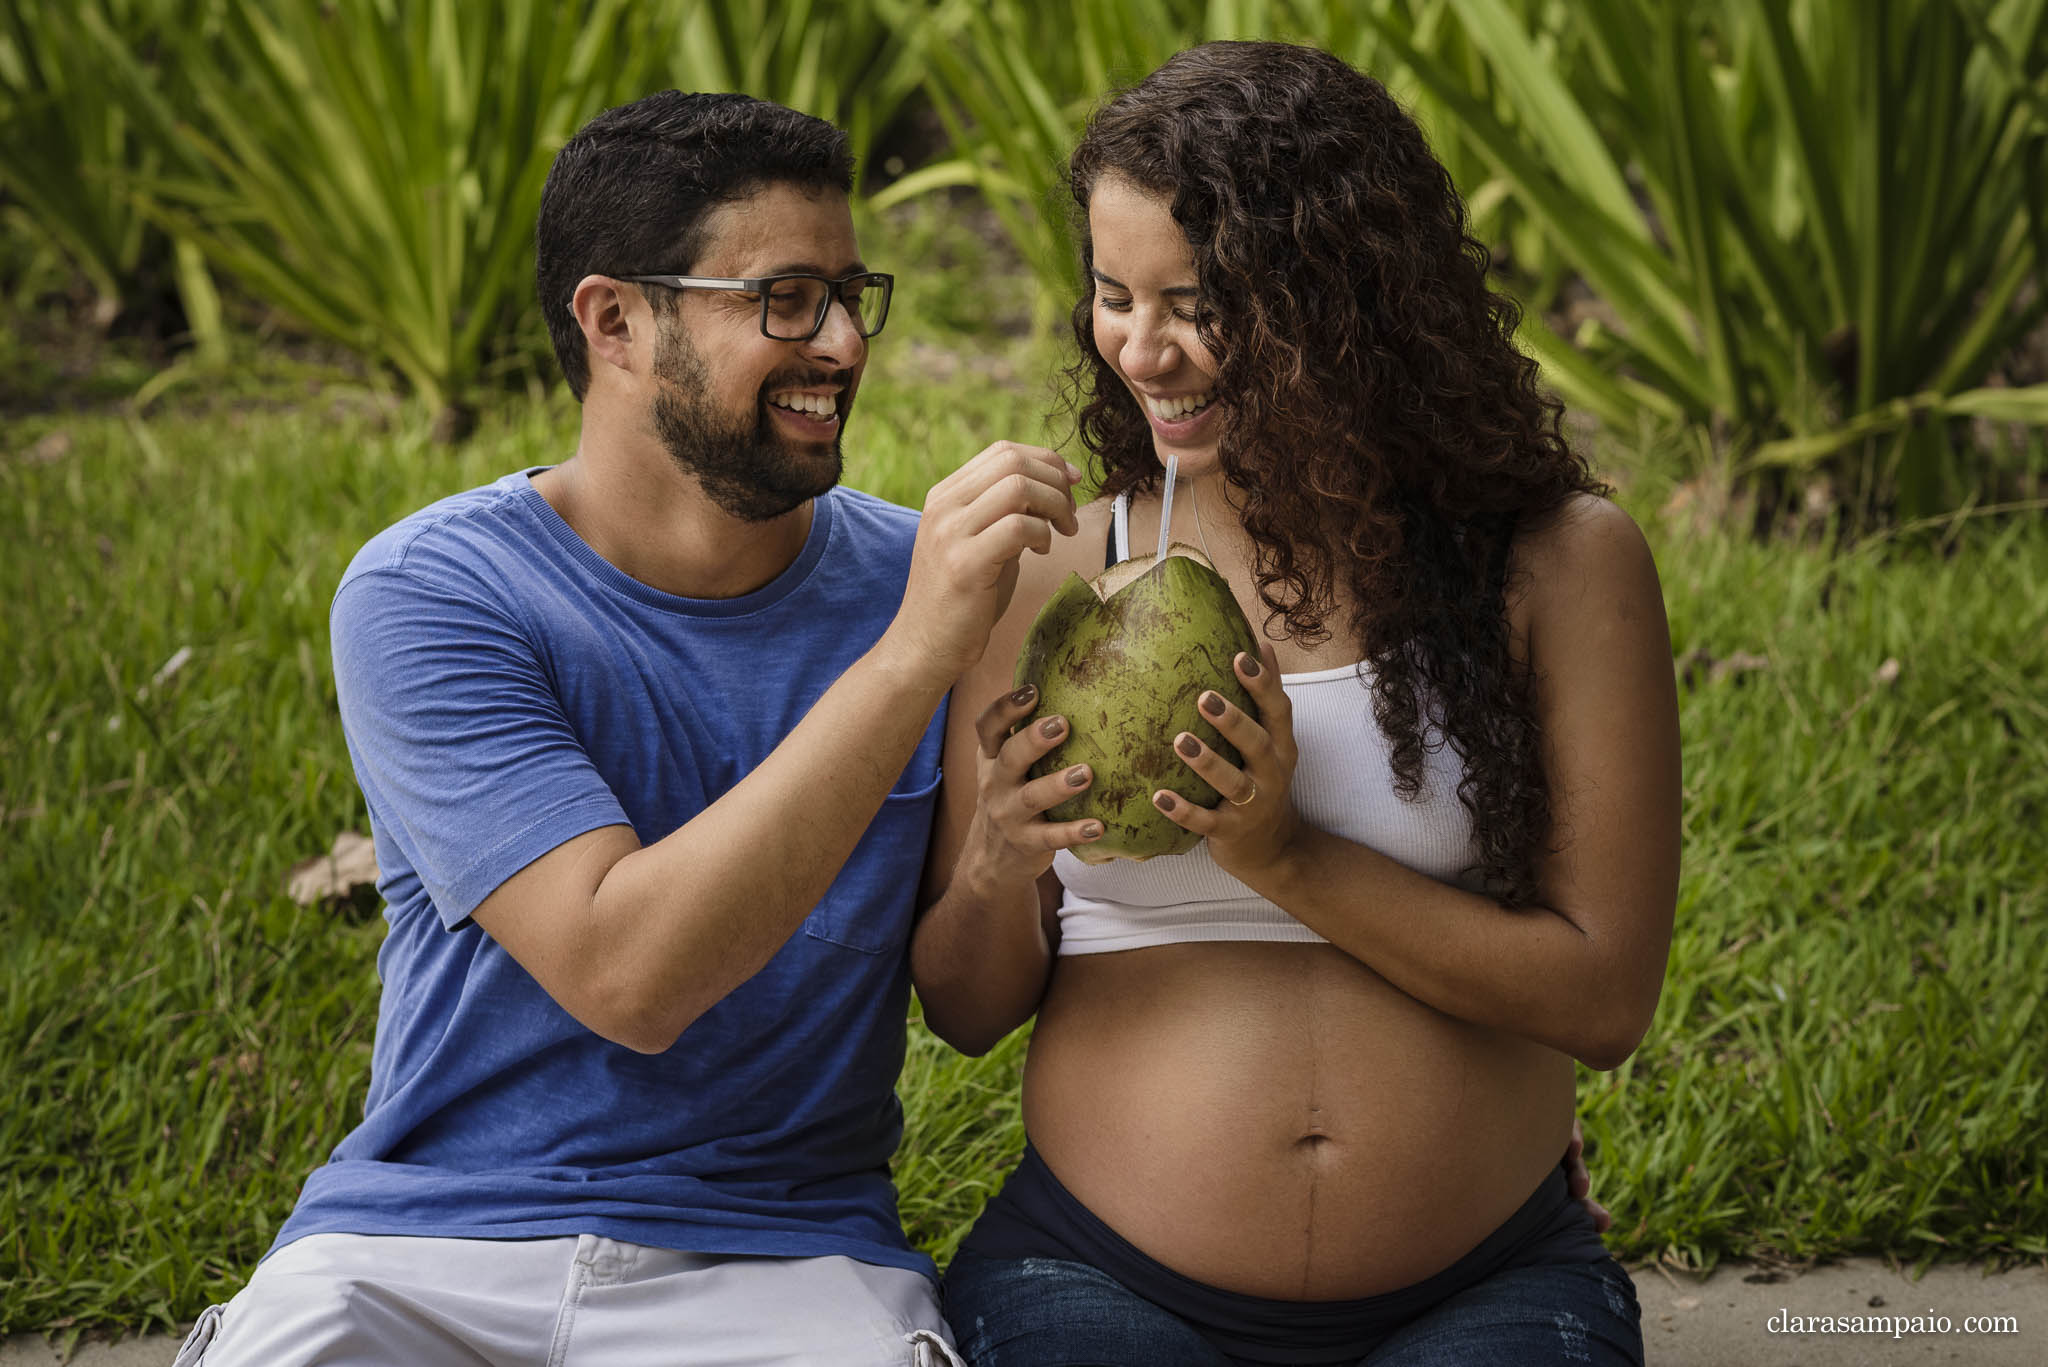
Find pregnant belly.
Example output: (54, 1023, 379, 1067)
(1021, 942, 1579, 1300)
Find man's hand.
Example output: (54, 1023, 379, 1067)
(883, 442, 1080, 689)
(1565, 1116, 1613, 1233)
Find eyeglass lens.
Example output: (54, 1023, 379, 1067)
(763, 276, 890, 340)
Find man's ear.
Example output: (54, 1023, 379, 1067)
(572, 275, 643, 380)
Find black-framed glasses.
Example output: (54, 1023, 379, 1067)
(619, 271, 893, 342)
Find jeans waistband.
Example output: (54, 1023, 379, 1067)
(955, 1142, 1608, 1363)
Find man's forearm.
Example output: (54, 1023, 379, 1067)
(591, 630, 949, 1047)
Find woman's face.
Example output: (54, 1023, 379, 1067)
(1087, 175, 1222, 472)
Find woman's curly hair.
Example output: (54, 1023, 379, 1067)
(1066, 41, 1607, 907)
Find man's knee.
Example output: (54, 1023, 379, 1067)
(174, 1233, 562, 1367)
(178, 1274, 381, 1367)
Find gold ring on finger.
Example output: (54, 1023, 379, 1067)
(1229, 779, 1257, 807)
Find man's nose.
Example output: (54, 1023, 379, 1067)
(802, 295, 866, 369)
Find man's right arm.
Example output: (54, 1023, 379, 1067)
(909, 514, 1108, 1056)
(463, 443, 1080, 1053)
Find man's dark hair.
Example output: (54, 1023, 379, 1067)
(537, 91, 854, 400)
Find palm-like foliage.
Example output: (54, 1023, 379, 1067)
(0, 0, 146, 315)
(10, 0, 2046, 505)
(89, 0, 647, 431)
(872, 0, 1214, 313)
(0, 0, 220, 342)
(882, 0, 1582, 329)
(1361, 0, 2048, 516)
(659, 0, 940, 192)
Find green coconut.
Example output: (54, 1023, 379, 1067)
(1014, 543, 1261, 863)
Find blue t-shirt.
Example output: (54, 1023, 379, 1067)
(275, 471, 946, 1277)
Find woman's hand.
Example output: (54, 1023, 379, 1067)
(961, 683, 1105, 888)
(1565, 1117, 1614, 1233)
(1151, 639, 1299, 881)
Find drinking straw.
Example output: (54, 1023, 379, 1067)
(1156, 453, 1178, 563)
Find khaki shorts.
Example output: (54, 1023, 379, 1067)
(173, 1232, 965, 1367)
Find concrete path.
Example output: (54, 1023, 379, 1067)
(1633, 1258, 2047, 1365)
(6, 1259, 2044, 1365)
(0, 1337, 168, 1366)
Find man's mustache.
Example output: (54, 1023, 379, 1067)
(764, 368, 855, 392)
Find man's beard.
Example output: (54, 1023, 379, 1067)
(650, 323, 847, 523)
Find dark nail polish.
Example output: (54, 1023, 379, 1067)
(1155, 792, 1176, 812)
(1081, 822, 1102, 839)
(1200, 692, 1225, 717)
(1009, 684, 1036, 706)
(1176, 733, 1201, 758)
(1039, 717, 1064, 738)
(1239, 655, 1262, 678)
(1066, 765, 1089, 787)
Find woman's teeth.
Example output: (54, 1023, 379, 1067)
(1145, 391, 1212, 421)
(769, 392, 838, 417)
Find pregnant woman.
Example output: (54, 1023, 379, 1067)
(911, 42, 1679, 1367)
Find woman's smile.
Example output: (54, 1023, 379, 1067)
(1137, 387, 1221, 443)
(1087, 173, 1225, 466)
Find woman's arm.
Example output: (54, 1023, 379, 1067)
(912, 518, 1107, 1055)
(1156, 495, 1680, 1070)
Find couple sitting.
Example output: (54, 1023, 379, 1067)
(177, 41, 1676, 1367)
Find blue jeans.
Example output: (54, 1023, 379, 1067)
(942, 1250, 1644, 1367)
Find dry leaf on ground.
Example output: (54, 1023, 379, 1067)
(20, 430, 72, 465)
(1676, 645, 1772, 688)
(287, 830, 380, 910)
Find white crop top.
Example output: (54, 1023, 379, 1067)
(1051, 491, 1484, 955)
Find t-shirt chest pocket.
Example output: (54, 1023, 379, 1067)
(802, 769, 942, 955)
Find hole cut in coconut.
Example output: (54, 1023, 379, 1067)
(1088, 542, 1216, 600)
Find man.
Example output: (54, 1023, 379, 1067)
(174, 90, 1079, 1366)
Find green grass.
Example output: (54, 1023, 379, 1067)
(3, 219, 2045, 1337)
(1603, 508, 2048, 1270)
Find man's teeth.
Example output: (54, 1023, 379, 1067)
(1145, 391, 1212, 421)
(769, 392, 838, 417)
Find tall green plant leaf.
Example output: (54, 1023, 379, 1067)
(1443, 0, 1642, 234)
(0, 0, 221, 346)
(94, 0, 650, 424)
(1365, 0, 2048, 520)
(1352, 7, 1710, 414)
(661, 0, 939, 192)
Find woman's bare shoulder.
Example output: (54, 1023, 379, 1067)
(1507, 493, 1665, 659)
(1514, 490, 1645, 557)
(1510, 494, 1654, 595)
